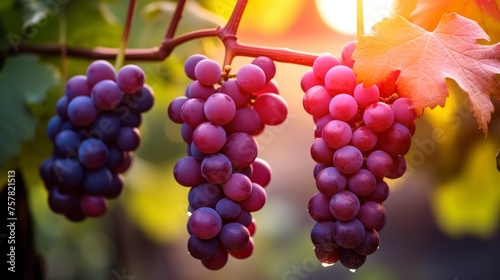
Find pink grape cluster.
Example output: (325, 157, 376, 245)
(168, 55, 287, 270)
(39, 60, 154, 221)
(301, 42, 416, 270)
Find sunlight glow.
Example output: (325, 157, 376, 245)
(316, 0, 395, 35)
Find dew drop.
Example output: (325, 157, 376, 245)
(187, 211, 192, 216)
(350, 268, 357, 273)
(321, 262, 335, 267)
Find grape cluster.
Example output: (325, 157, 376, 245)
(39, 60, 154, 221)
(168, 54, 287, 270)
(301, 42, 416, 270)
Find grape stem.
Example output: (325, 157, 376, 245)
(13, 0, 319, 66)
(115, 0, 137, 69)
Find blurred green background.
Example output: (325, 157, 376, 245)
(1, 0, 500, 279)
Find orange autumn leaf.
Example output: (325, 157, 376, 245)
(352, 13, 500, 133)
(407, 0, 500, 43)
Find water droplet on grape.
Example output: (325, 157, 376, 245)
(321, 262, 335, 267)
(350, 268, 357, 273)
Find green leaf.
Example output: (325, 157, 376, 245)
(432, 140, 500, 238)
(21, 1, 50, 31)
(0, 54, 59, 167)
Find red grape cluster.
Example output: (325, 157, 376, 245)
(168, 55, 287, 269)
(301, 41, 416, 270)
(40, 60, 154, 221)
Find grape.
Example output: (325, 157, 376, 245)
(219, 80, 251, 108)
(333, 145, 363, 175)
(188, 235, 218, 260)
(363, 102, 394, 132)
(314, 245, 341, 265)
(222, 173, 252, 201)
(105, 173, 124, 199)
(51, 158, 84, 192)
(329, 190, 360, 221)
(353, 83, 379, 107)
(82, 167, 112, 195)
(167, 96, 188, 124)
(188, 183, 224, 209)
(114, 127, 141, 151)
(391, 97, 416, 125)
(329, 93, 358, 121)
(181, 98, 207, 127)
(78, 138, 109, 169)
(67, 96, 98, 126)
(236, 64, 266, 92)
(357, 201, 386, 231)
(116, 64, 145, 94)
(171, 56, 284, 269)
(308, 192, 335, 221)
(126, 85, 155, 113)
(201, 241, 228, 270)
(333, 219, 365, 248)
(43, 62, 153, 221)
(303, 85, 331, 117)
(254, 79, 279, 96)
(252, 56, 276, 81)
(311, 221, 337, 250)
(56, 96, 69, 120)
(341, 41, 356, 68)
(310, 138, 334, 164)
(250, 158, 272, 187)
(347, 169, 376, 197)
(86, 60, 116, 87)
(188, 80, 216, 100)
(315, 167, 346, 197)
(195, 59, 222, 86)
(174, 156, 205, 187)
(322, 120, 352, 149)
(253, 93, 288, 125)
(90, 113, 121, 142)
(324, 65, 357, 95)
(366, 150, 394, 178)
(80, 194, 107, 217)
(313, 54, 341, 80)
(204, 93, 236, 125)
(351, 126, 377, 152)
(222, 132, 258, 168)
(301, 42, 417, 270)
(362, 179, 389, 204)
(216, 198, 242, 220)
(48, 187, 76, 214)
(224, 106, 261, 135)
(339, 249, 366, 270)
(188, 207, 223, 240)
(239, 183, 267, 212)
(301, 70, 323, 92)
(185, 54, 208, 80)
(200, 153, 232, 184)
(229, 237, 254, 259)
(219, 222, 250, 251)
(120, 110, 142, 127)
(193, 122, 227, 154)
(54, 130, 80, 157)
(354, 229, 380, 256)
(65, 75, 91, 100)
(378, 122, 412, 156)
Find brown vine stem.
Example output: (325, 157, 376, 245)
(164, 0, 187, 39)
(14, 0, 319, 66)
(116, 0, 137, 69)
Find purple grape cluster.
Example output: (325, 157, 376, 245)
(301, 42, 416, 270)
(168, 54, 287, 270)
(39, 60, 154, 221)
